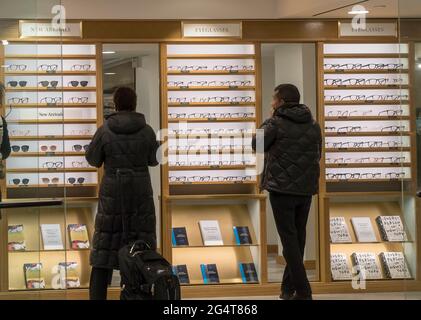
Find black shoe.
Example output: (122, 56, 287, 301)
(290, 293, 313, 300)
(279, 291, 295, 300)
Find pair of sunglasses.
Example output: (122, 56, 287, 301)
(8, 81, 27, 88)
(68, 177, 85, 184)
(68, 81, 89, 87)
(40, 145, 57, 152)
(11, 178, 29, 185)
(39, 81, 59, 88)
(73, 144, 89, 152)
(12, 145, 29, 152)
(42, 177, 60, 184)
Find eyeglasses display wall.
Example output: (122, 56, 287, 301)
(162, 43, 265, 288)
(1, 43, 99, 199)
(322, 43, 413, 189)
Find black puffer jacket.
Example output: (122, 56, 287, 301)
(252, 103, 322, 196)
(86, 111, 159, 269)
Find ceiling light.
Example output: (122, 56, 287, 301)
(104, 72, 116, 75)
(348, 9, 369, 14)
(418, 63, 421, 69)
(1, 40, 9, 45)
(102, 51, 116, 54)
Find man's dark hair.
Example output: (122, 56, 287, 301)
(113, 87, 137, 111)
(274, 83, 300, 103)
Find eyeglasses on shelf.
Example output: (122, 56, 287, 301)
(324, 63, 404, 70)
(11, 145, 29, 152)
(324, 78, 404, 86)
(168, 96, 253, 103)
(40, 145, 57, 152)
(68, 81, 89, 88)
(325, 141, 403, 148)
(68, 97, 89, 104)
(72, 144, 89, 152)
(168, 112, 255, 119)
(42, 161, 63, 169)
(6, 64, 27, 71)
(325, 126, 364, 133)
(212, 65, 254, 71)
(10, 130, 31, 136)
(42, 177, 60, 184)
(38, 64, 59, 72)
(72, 161, 88, 168)
(10, 178, 30, 185)
(326, 156, 406, 164)
(169, 160, 254, 167)
(8, 97, 29, 104)
(39, 81, 59, 88)
(169, 175, 253, 183)
(169, 128, 252, 135)
(70, 129, 92, 136)
(168, 80, 252, 87)
(167, 66, 208, 72)
(70, 64, 92, 71)
(68, 177, 85, 184)
(40, 97, 63, 104)
(8, 81, 27, 88)
(380, 125, 406, 132)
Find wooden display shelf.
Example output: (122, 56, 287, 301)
(167, 71, 255, 75)
(4, 71, 96, 76)
(168, 117, 255, 123)
(3, 103, 97, 108)
(325, 163, 411, 168)
(4, 54, 96, 59)
(168, 133, 253, 139)
(169, 165, 255, 171)
(166, 54, 255, 59)
(168, 149, 254, 155)
(324, 69, 409, 74)
(169, 181, 256, 186)
(325, 131, 411, 137)
(168, 102, 255, 107)
(11, 152, 86, 157)
(326, 178, 411, 183)
(324, 53, 408, 58)
(172, 244, 259, 249)
(5, 87, 96, 92)
(324, 85, 409, 90)
(324, 100, 410, 106)
(8, 248, 91, 253)
(325, 147, 411, 153)
(167, 86, 255, 91)
(6, 168, 96, 173)
(8, 119, 96, 124)
(325, 116, 410, 121)
(7, 183, 98, 189)
(10, 136, 93, 141)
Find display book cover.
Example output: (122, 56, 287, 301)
(351, 252, 382, 280)
(233, 226, 252, 245)
(330, 253, 352, 280)
(172, 227, 189, 246)
(40, 224, 64, 250)
(200, 264, 220, 284)
(239, 263, 258, 283)
(375, 216, 408, 242)
(8, 224, 26, 251)
(68, 224, 90, 249)
(199, 220, 223, 246)
(23, 263, 46, 289)
(350, 217, 377, 243)
(172, 264, 190, 284)
(329, 217, 352, 243)
(379, 252, 412, 279)
(58, 262, 81, 288)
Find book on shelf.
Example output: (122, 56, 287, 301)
(172, 264, 190, 284)
(233, 226, 252, 245)
(199, 220, 223, 246)
(172, 227, 189, 246)
(376, 216, 407, 242)
(68, 224, 90, 249)
(23, 263, 46, 289)
(351, 217, 377, 243)
(330, 253, 352, 280)
(200, 264, 220, 284)
(379, 252, 412, 279)
(8, 224, 26, 251)
(351, 252, 383, 280)
(330, 217, 352, 243)
(40, 224, 64, 250)
(239, 263, 258, 283)
(58, 262, 81, 288)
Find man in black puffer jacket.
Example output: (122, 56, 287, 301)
(252, 84, 321, 300)
(86, 87, 159, 300)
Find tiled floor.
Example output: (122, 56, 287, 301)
(267, 253, 318, 282)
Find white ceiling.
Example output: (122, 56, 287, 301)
(0, 0, 420, 19)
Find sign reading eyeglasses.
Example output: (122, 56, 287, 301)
(182, 22, 242, 38)
(340, 22, 397, 37)
(19, 21, 82, 38)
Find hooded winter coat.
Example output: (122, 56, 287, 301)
(86, 111, 159, 269)
(252, 103, 322, 196)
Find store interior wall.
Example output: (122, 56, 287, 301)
(261, 43, 318, 265)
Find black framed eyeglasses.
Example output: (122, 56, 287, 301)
(11, 145, 29, 152)
(68, 81, 89, 88)
(39, 81, 59, 88)
(7, 81, 27, 88)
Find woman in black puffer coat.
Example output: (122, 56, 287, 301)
(86, 87, 159, 300)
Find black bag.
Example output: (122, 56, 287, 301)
(118, 240, 181, 300)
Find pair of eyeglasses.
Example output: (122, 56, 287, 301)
(40, 145, 57, 152)
(324, 63, 404, 70)
(72, 161, 88, 168)
(378, 110, 404, 116)
(169, 176, 252, 182)
(42, 177, 60, 184)
(325, 126, 363, 133)
(8, 97, 29, 104)
(325, 141, 403, 148)
(40, 97, 62, 104)
(6, 64, 27, 71)
(10, 178, 29, 185)
(68, 81, 89, 87)
(39, 81, 59, 88)
(38, 64, 58, 72)
(70, 129, 91, 136)
(72, 144, 89, 152)
(168, 112, 255, 119)
(8, 81, 27, 88)
(381, 125, 406, 132)
(10, 130, 31, 136)
(71, 64, 91, 71)
(68, 177, 85, 184)
(68, 97, 89, 104)
(11, 145, 29, 152)
(43, 161, 63, 169)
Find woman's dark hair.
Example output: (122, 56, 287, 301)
(274, 83, 300, 103)
(113, 87, 137, 111)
